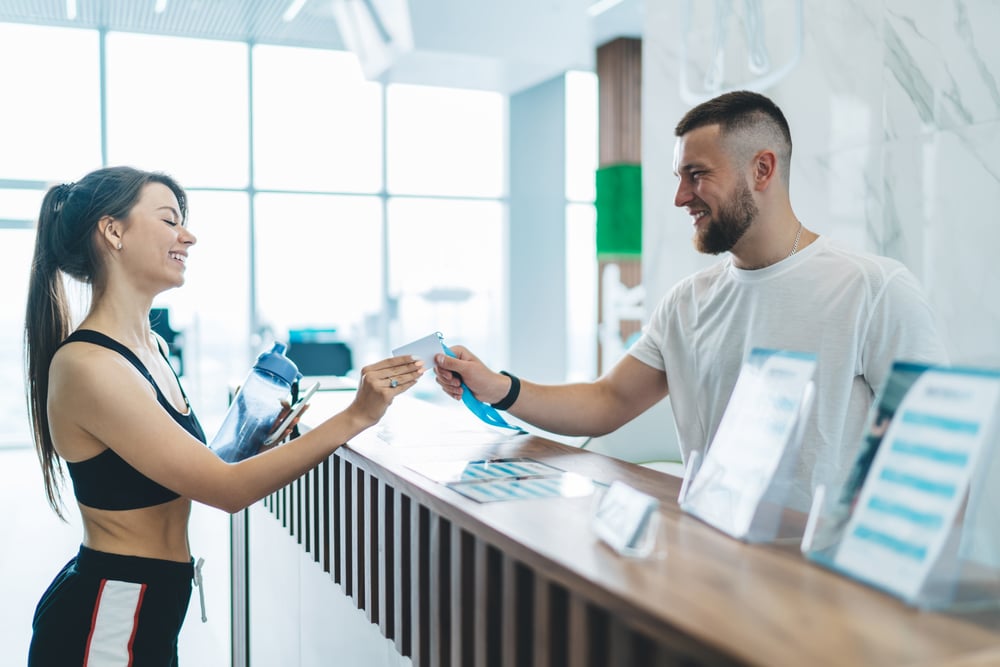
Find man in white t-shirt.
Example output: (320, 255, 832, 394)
(434, 91, 947, 507)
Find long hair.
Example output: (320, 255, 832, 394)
(24, 166, 187, 517)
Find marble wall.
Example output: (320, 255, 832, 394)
(643, 0, 1000, 367)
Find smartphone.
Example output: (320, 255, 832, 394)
(262, 381, 320, 447)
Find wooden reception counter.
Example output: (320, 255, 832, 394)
(231, 391, 1000, 666)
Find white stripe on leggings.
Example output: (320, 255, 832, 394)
(83, 579, 147, 667)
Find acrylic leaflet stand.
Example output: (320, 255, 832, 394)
(802, 362, 1000, 611)
(679, 348, 817, 543)
(592, 480, 661, 558)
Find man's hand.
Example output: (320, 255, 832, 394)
(434, 345, 511, 405)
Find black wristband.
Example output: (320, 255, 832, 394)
(490, 371, 520, 411)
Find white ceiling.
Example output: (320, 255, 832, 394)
(0, 0, 643, 92)
(394, 0, 643, 91)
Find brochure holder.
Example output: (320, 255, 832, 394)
(802, 362, 1000, 611)
(592, 481, 661, 558)
(680, 348, 817, 543)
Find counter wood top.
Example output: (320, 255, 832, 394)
(307, 390, 1000, 667)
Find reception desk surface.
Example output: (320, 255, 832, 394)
(237, 391, 1000, 667)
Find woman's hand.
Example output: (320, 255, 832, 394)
(259, 399, 310, 452)
(346, 355, 424, 427)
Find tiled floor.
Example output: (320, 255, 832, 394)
(0, 445, 231, 665)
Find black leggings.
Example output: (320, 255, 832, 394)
(29, 545, 193, 666)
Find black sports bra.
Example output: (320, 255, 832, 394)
(60, 329, 206, 510)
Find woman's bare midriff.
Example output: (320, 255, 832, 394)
(79, 496, 193, 563)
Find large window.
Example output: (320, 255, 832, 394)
(0, 23, 101, 181)
(387, 197, 504, 362)
(0, 229, 37, 444)
(106, 33, 250, 188)
(387, 84, 505, 197)
(0, 189, 48, 222)
(254, 193, 383, 366)
(252, 45, 383, 193)
(565, 71, 598, 381)
(385, 83, 506, 371)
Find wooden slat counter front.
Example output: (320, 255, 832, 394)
(231, 392, 1000, 666)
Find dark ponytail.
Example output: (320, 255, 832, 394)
(23, 167, 188, 518)
(25, 186, 74, 517)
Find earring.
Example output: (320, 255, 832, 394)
(117, 243, 123, 250)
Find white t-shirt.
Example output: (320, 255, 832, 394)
(629, 236, 948, 509)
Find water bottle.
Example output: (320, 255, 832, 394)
(210, 342, 301, 463)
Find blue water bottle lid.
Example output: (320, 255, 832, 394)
(254, 342, 299, 385)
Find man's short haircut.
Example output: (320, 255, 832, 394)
(675, 90, 793, 187)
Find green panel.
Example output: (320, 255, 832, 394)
(595, 164, 642, 259)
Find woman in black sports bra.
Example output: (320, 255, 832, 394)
(23, 166, 425, 666)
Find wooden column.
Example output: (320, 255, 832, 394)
(598, 37, 642, 166)
(596, 37, 643, 373)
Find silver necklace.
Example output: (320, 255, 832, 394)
(788, 222, 803, 257)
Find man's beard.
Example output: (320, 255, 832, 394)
(694, 180, 758, 255)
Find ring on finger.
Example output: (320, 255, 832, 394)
(390, 378, 399, 388)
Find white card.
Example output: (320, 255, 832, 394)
(392, 332, 444, 370)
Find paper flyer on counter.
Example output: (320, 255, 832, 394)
(407, 457, 595, 503)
